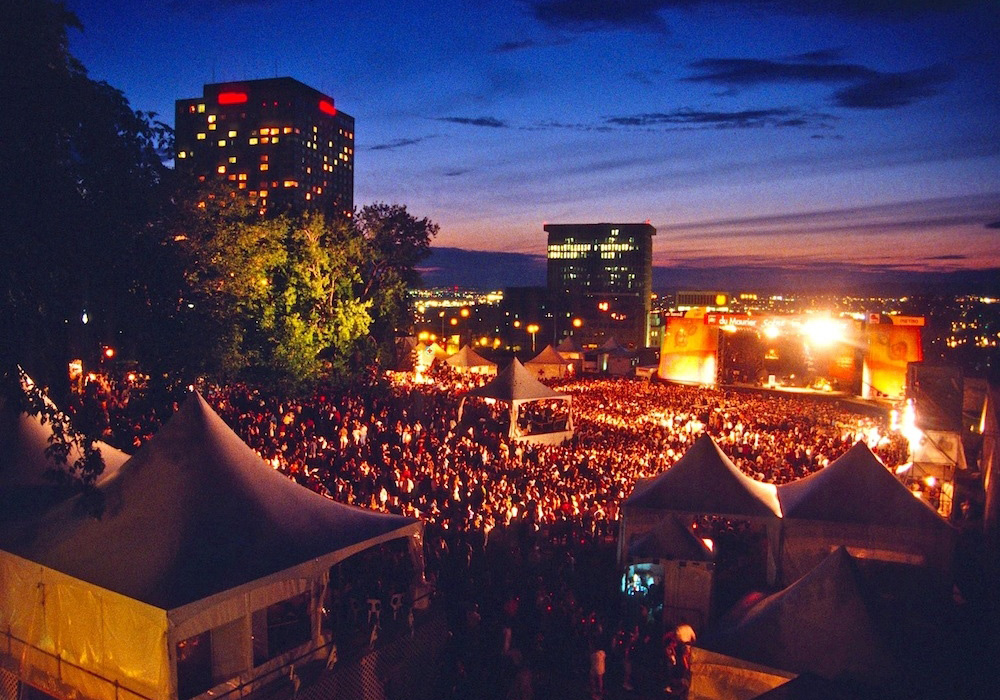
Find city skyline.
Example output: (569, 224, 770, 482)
(67, 0, 1000, 284)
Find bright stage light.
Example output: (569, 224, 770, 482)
(763, 325, 780, 339)
(803, 318, 844, 347)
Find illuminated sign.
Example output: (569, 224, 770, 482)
(704, 313, 758, 328)
(218, 91, 248, 105)
(319, 99, 337, 116)
(889, 315, 925, 326)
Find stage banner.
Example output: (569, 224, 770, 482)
(864, 325, 922, 398)
(658, 317, 719, 384)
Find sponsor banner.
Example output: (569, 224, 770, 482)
(888, 315, 925, 326)
(659, 317, 719, 384)
(864, 325, 922, 397)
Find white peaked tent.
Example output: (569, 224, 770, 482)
(777, 441, 956, 587)
(525, 344, 571, 379)
(0, 385, 129, 526)
(627, 516, 716, 629)
(445, 345, 497, 376)
(555, 336, 584, 374)
(620, 434, 782, 581)
(458, 358, 574, 445)
(699, 547, 892, 690)
(0, 392, 423, 700)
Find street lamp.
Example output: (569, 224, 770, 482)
(526, 323, 540, 353)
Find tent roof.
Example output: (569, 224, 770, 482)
(707, 547, 889, 682)
(465, 358, 566, 402)
(599, 336, 623, 352)
(628, 516, 714, 562)
(445, 345, 496, 369)
(526, 345, 568, 366)
(1, 394, 129, 525)
(556, 336, 583, 354)
(623, 434, 781, 518)
(7, 392, 418, 611)
(777, 441, 951, 529)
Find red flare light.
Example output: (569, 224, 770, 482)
(319, 99, 337, 116)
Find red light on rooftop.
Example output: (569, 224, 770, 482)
(319, 99, 337, 116)
(218, 91, 248, 105)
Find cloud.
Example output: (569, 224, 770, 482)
(604, 107, 829, 129)
(521, 1, 981, 35)
(526, 0, 671, 33)
(493, 39, 541, 53)
(789, 48, 845, 64)
(367, 136, 430, 151)
(686, 56, 953, 109)
(686, 57, 872, 86)
(833, 65, 953, 108)
(987, 221, 1000, 229)
(436, 116, 509, 128)
(444, 169, 470, 177)
(922, 254, 968, 260)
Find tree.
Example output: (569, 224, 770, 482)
(0, 0, 171, 392)
(354, 203, 438, 364)
(174, 190, 373, 386)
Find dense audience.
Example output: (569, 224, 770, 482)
(65, 367, 911, 698)
(71, 368, 908, 538)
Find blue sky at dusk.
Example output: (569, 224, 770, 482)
(67, 0, 1000, 283)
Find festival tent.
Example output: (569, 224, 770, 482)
(445, 345, 497, 376)
(0, 392, 423, 700)
(777, 441, 956, 588)
(701, 547, 892, 687)
(457, 358, 573, 445)
(555, 336, 584, 374)
(620, 434, 782, 581)
(981, 384, 1000, 559)
(525, 344, 571, 379)
(414, 341, 448, 370)
(626, 516, 716, 629)
(0, 385, 129, 525)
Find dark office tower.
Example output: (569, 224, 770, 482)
(545, 222, 656, 349)
(175, 78, 354, 219)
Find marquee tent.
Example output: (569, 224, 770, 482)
(445, 345, 497, 376)
(0, 392, 422, 700)
(626, 516, 716, 629)
(702, 547, 892, 685)
(777, 441, 955, 587)
(0, 385, 129, 526)
(525, 345, 571, 379)
(458, 358, 573, 445)
(555, 336, 584, 374)
(620, 434, 782, 580)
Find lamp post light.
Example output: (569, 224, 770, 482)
(526, 323, 540, 353)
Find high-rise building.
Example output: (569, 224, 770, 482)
(545, 222, 656, 348)
(175, 78, 354, 219)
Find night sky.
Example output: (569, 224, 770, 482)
(67, 0, 1000, 285)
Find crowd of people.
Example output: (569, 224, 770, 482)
(64, 367, 911, 698)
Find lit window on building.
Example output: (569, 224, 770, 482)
(207, 115, 216, 123)
(217, 140, 226, 147)
(228, 130, 237, 138)
(196, 133, 206, 140)
(228, 156, 237, 164)
(260, 164, 269, 171)
(217, 165, 226, 174)
(249, 137, 258, 145)
(197, 103, 205, 113)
